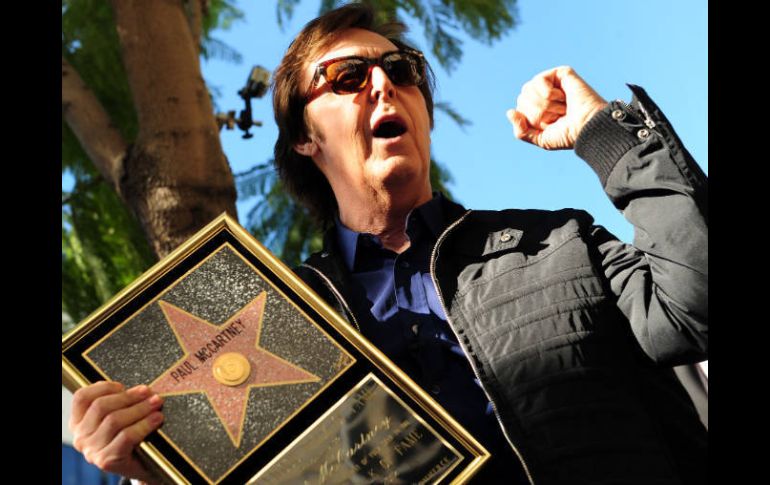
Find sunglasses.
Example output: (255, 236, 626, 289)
(306, 49, 426, 101)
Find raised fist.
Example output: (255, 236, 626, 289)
(508, 66, 608, 150)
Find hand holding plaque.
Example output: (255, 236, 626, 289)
(68, 381, 165, 483)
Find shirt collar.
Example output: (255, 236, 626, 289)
(335, 192, 447, 271)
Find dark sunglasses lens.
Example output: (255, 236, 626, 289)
(326, 59, 369, 94)
(383, 53, 424, 86)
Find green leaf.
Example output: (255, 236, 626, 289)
(434, 101, 472, 130)
(62, 179, 156, 330)
(430, 157, 455, 198)
(202, 0, 245, 34)
(201, 37, 244, 63)
(200, 0, 245, 63)
(277, 0, 303, 28)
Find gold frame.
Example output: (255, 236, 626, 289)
(62, 213, 489, 484)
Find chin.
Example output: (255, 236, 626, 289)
(373, 155, 429, 192)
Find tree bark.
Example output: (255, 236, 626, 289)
(110, 0, 237, 258)
(62, 57, 127, 195)
(184, 0, 203, 57)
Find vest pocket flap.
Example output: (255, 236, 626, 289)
(481, 228, 524, 256)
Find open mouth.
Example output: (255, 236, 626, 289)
(373, 119, 407, 139)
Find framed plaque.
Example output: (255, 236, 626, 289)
(62, 214, 489, 484)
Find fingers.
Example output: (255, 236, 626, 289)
(549, 65, 592, 95)
(74, 384, 155, 447)
(71, 381, 166, 481)
(70, 381, 124, 431)
(519, 99, 566, 127)
(85, 410, 165, 475)
(80, 391, 165, 456)
(515, 74, 567, 130)
(529, 71, 566, 102)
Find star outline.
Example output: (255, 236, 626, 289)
(149, 291, 321, 448)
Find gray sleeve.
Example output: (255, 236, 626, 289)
(575, 84, 708, 366)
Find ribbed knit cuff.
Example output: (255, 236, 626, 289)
(574, 103, 642, 187)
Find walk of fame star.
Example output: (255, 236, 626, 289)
(150, 291, 320, 447)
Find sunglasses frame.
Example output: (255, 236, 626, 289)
(305, 48, 426, 102)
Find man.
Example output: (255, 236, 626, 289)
(69, 4, 707, 484)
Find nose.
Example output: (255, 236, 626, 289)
(369, 65, 396, 102)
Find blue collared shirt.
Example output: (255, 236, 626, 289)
(336, 195, 527, 483)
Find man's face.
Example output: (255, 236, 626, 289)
(296, 28, 432, 207)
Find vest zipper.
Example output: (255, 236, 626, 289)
(614, 98, 657, 130)
(429, 210, 536, 485)
(299, 263, 361, 332)
(635, 101, 657, 129)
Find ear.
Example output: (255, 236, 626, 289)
(293, 137, 319, 157)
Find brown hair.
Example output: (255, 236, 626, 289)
(271, 3, 436, 225)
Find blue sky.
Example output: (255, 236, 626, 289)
(203, 0, 707, 244)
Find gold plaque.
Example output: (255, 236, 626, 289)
(62, 213, 489, 484)
(213, 352, 252, 387)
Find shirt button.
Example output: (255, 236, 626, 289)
(611, 109, 626, 121)
(500, 232, 512, 242)
(430, 384, 441, 395)
(637, 128, 651, 140)
(411, 324, 419, 335)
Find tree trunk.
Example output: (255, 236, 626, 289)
(110, 0, 237, 258)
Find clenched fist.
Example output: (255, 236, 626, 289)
(508, 66, 608, 150)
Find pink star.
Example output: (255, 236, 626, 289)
(150, 291, 319, 446)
